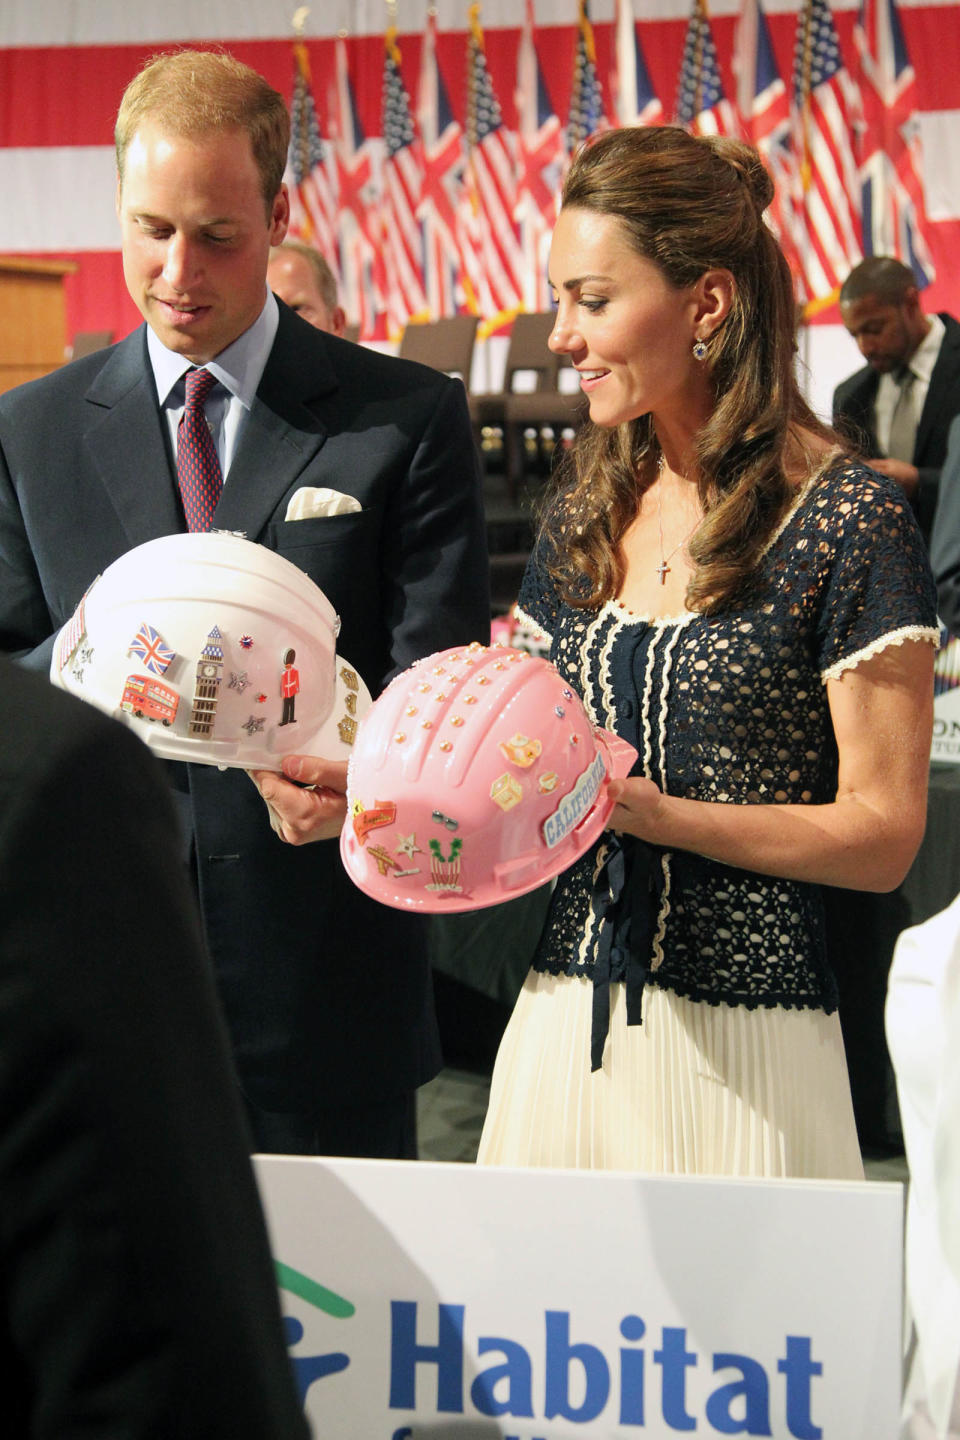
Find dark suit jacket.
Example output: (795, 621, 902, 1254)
(0, 303, 490, 1119)
(929, 412, 960, 636)
(832, 311, 960, 542)
(0, 658, 309, 1437)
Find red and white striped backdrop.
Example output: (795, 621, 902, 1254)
(1, 0, 958, 407)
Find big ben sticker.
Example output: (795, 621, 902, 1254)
(189, 625, 224, 736)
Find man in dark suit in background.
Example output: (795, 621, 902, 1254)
(0, 50, 490, 1156)
(0, 657, 309, 1437)
(833, 256, 960, 543)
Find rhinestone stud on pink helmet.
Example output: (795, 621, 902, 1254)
(340, 642, 636, 912)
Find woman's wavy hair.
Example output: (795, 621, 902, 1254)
(542, 125, 838, 614)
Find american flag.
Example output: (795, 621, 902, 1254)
(515, 0, 565, 312)
(416, 7, 466, 319)
(676, 0, 741, 138)
(381, 25, 428, 336)
(285, 40, 338, 272)
(614, 0, 663, 128)
(459, 3, 523, 329)
(129, 623, 175, 676)
(56, 593, 87, 672)
(567, 0, 608, 153)
(792, 0, 863, 305)
(330, 35, 384, 340)
(854, 0, 935, 286)
(734, 0, 806, 288)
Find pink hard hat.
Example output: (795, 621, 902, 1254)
(340, 642, 637, 912)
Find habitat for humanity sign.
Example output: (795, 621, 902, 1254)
(933, 632, 960, 763)
(253, 1159, 903, 1439)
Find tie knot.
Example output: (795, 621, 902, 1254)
(184, 367, 217, 407)
(895, 364, 915, 390)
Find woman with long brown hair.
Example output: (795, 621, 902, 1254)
(477, 125, 938, 1178)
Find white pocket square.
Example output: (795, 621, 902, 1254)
(285, 487, 362, 521)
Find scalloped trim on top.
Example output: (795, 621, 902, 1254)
(512, 603, 551, 649)
(821, 624, 940, 683)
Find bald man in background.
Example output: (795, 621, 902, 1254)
(268, 240, 347, 337)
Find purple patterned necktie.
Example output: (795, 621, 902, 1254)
(176, 367, 223, 531)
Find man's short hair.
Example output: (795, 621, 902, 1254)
(115, 50, 290, 214)
(840, 256, 919, 307)
(271, 241, 340, 311)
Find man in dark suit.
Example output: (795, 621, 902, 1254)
(832, 255, 960, 542)
(930, 413, 960, 637)
(0, 50, 490, 1156)
(0, 657, 309, 1437)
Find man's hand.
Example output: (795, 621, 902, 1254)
(867, 457, 919, 500)
(248, 755, 349, 845)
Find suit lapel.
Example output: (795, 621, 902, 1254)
(916, 316, 960, 461)
(82, 328, 184, 545)
(212, 305, 340, 540)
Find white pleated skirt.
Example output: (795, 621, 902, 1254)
(477, 971, 863, 1179)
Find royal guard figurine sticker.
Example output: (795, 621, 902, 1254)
(340, 642, 638, 913)
(48, 532, 372, 770)
(279, 646, 300, 726)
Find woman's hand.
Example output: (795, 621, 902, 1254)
(248, 755, 349, 845)
(608, 776, 666, 840)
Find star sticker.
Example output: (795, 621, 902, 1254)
(242, 715, 265, 735)
(256, 693, 267, 704)
(228, 671, 250, 692)
(239, 635, 254, 649)
(395, 833, 423, 860)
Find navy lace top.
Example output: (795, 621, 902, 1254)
(515, 460, 939, 1069)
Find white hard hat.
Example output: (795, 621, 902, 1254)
(50, 532, 370, 770)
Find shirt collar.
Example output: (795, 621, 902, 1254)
(905, 312, 945, 387)
(147, 289, 279, 408)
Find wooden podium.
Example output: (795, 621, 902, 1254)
(0, 257, 76, 394)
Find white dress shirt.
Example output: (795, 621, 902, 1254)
(876, 313, 945, 458)
(147, 290, 280, 482)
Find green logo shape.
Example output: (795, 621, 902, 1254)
(275, 1261, 356, 1318)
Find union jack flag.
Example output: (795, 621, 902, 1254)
(129, 623, 175, 676)
(854, 0, 935, 286)
(734, 0, 806, 288)
(330, 36, 385, 340)
(515, 0, 564, 312)
(459, 3, 523, 330)
(567, 0, 608, 153)
(676, 0, 741, 138)
(416, 6, 466, 319)
(791, 0, 863, 306)
(614, 0, 663, 128)
(285, 41, 338, 273)
(381, 25, 427, 336)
